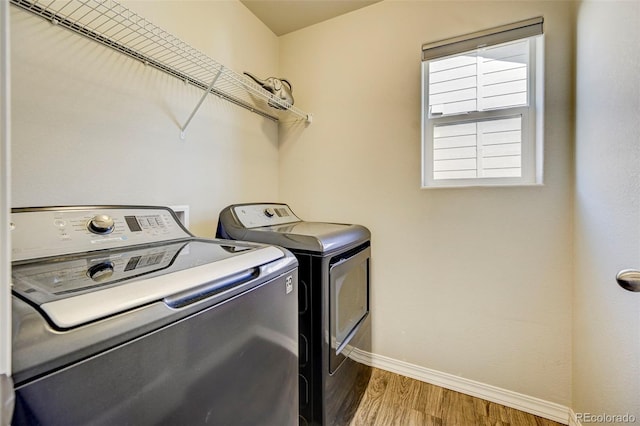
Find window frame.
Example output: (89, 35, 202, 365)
(421, 19, 544, 188)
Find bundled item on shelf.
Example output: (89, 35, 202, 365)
(243, 72, 295, 110)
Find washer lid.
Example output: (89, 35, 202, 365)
(245, 221, 370, 253)
(12, 239, 285, 328)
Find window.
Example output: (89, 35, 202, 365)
(421, 18, 544, 187)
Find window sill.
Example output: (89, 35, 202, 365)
(420, 182, 545, 189)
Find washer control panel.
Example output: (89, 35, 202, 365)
(232, 203, 300, 229)
(11, 206, 191, 262)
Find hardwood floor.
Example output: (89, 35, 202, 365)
(350, 368, 564, 426)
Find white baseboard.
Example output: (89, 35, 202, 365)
(349, 348, 570, 425)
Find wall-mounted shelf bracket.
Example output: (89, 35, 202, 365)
(180, 67, 223, 140)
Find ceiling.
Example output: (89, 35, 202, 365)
(240, 0, 383, 36)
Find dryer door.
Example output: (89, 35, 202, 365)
(328, 244, 370, 374)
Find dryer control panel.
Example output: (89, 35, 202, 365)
(11, 206, 191, 262)
(232, 203, 301, 228)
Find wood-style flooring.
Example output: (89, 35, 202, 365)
(350, 368, 564, 426)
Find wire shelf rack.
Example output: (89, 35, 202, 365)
(10, 0, 312, 137)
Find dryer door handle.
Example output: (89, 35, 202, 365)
(164, 268, 259, 308)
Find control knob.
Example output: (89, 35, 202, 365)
(264, 208, 275, 218)
(87, 261, 115, 282)
(88, 214, 115, 235)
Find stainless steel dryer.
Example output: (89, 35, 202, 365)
(217, 203, 372, 426)
(10, 205, 299, 426)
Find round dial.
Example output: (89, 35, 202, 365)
(87, 261, 115, 282)
(264, 208, 275, 218)
(88, 214, 115, 235)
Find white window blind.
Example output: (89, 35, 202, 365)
(421, 18, 543, 187)
(433, 116, 522, 180)
(429, 40, 529, 116)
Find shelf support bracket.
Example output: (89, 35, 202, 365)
(180, 67, 223, 140)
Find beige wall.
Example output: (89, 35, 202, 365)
(10, 0, 280, 237)
(11, 0, 594, 412)
(574, 0, 640, 420)
(280, 0, 574, 405)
